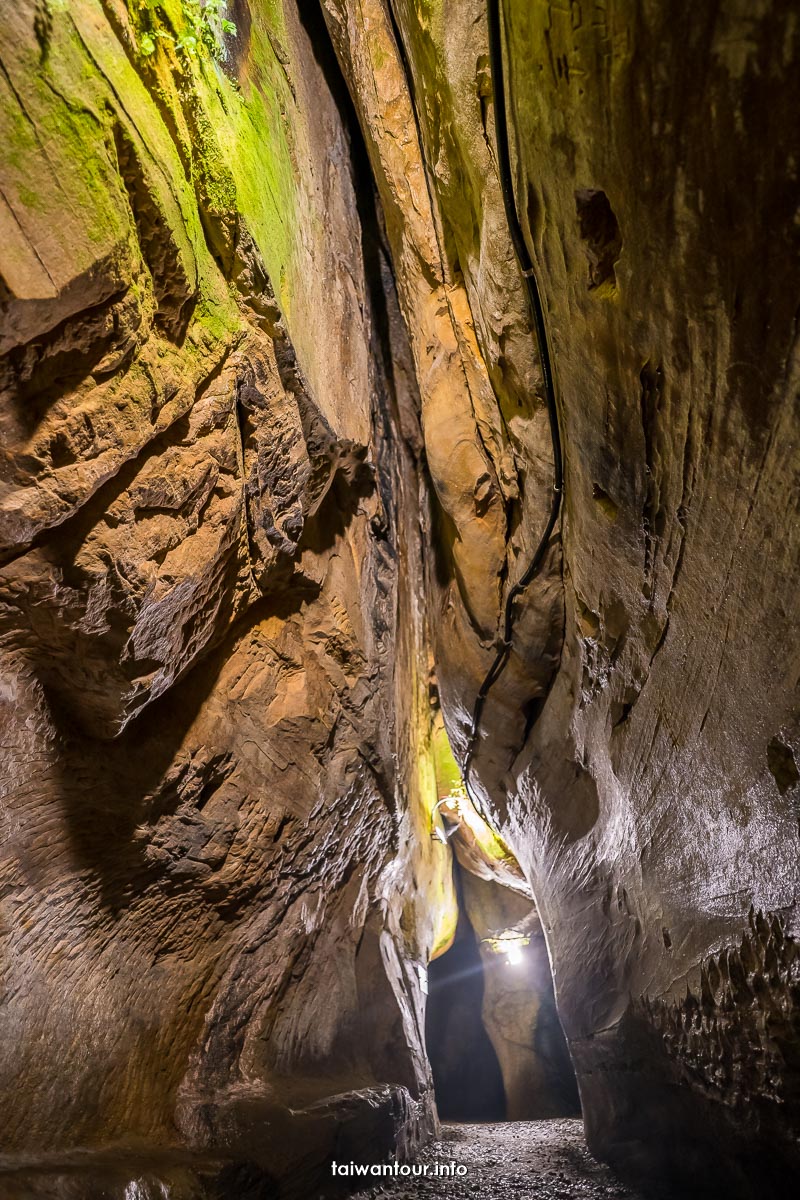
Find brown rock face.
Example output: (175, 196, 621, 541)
(1, 0, 800, 1197)
(0, 1, 454, 1194)
(322, 0, 800, 1194)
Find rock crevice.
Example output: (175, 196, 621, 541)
(1, 2, 799, 1198)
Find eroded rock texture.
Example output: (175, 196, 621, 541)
(1, 1, 455, 1195)
(2, 0, 800, 1198)
(321, 0, 799, 1195)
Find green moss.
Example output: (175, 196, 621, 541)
(432, 714, 465, 801)
(5, 0, 314, 394)
(16, 186, 45, 213)
(431, 712, 520, 869)
(131, 0, 238, 63)
(0, 17, 130, 258)
(206, 11, 300, 305)
(192, 276, 241, 345)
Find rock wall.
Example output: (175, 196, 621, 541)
(2, 1, 800, 1197)
(0, 2, 457, 1195)
(321, 0, 800, 1194)
(497, 2, 800, 1189)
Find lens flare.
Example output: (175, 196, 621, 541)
(505, 943, 524, 967)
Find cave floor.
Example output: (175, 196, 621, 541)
(344, 1120, 651, 1199)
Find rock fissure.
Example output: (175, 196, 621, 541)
(463, 0, 565, 814)
(1, 2, 799, 1199)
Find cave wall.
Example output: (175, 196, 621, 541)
(2, 1, 800, 1197)
(501, 4, 800, 1191)
(320, 0, 800, 1195)
(0, 2, 457, 1195)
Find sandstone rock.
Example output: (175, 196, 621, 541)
(367, 0, 800, 1193)
(0, 2, 455, 1194)
(1, 0, 799, 1197)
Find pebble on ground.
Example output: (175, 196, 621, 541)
(338, 1120, 653, 1200)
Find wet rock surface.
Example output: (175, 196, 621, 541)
(2, 2, 799, 1198)
(324, 1, 800, 1192)
(0, 0, 453, 1191)
(346, 1122, 652, 1200)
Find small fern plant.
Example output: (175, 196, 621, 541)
(139, 1, 237, 61)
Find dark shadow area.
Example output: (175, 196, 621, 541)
(426, 865, 581, 1123)
(425, 910, 507, 1121)
(574, 187, 622, 291)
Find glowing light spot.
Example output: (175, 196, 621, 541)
(505, 942, 524, 967)
(483, 929, 530, 964)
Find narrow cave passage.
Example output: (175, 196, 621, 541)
(425, 863, 580, 1125)
(425, 904, 507, 1122)
(1, 1, 798, 1198)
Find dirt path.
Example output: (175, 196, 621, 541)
(344, 1120, 654, 1199)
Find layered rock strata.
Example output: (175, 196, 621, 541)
(323, 0, 800, 1194)
(1, 1, 799, 1198)
(0, 2, 456, 1194)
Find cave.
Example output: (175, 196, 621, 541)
(425, 905, 508, 1124)
(1, 2, 799, 1200)
(424, 866, 581, 1124)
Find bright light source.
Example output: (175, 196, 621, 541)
(505, 943, 524, 967)
(483, 929, 530, 964)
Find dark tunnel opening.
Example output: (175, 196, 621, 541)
(425, 908, 507, 1121)
(425, 865, 581, 1123)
